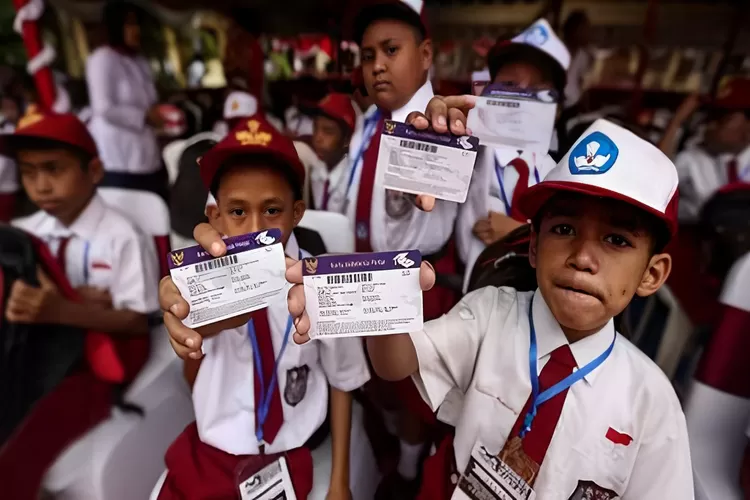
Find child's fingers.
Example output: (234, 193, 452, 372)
(159, 277, 190, 320)
(164, 312, 203, 351)
(425, 97, 449, 133)
(448, 108, 468, 135)
(293, 331, 311, 345)
(287, 283, 306, 318)
(405, 112, 430, 130)
(420, 261, 436, 291)
(293, 310, 311, 336)
(415, 195, 436, 212)
(36, 267, 56, 290)
(193, 223, 226, 257)
(285, 258, 303, 284)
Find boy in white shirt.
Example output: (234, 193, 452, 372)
(156, 115, 370, 499)
(289, 119, 694, 499)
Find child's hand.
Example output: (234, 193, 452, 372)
(286, 257, 437, 345)
(405, 94, 477, 213)
(77, 286, 113, 309)
(473, 211, 523, 245)
(6, 268, 64, 324)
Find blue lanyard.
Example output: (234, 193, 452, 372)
(247, 314, 294, 445)
(345, 110, 382, 203)
(520, 295, 616, 438)
(493, 157, 541, 216)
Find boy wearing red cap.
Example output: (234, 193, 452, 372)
(309, 93, 357, 210)
(288, 119, 694, 499)
(3, 111, 159, 336)
(156, 116, 370, 499)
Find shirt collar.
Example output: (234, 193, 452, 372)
(42, 193, 106, 240)
(285, 231, 300, 260)
(391, 80, 434, 123)
(531, 288, 616, 384)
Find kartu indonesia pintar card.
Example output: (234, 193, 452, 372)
(467, 84, 558, 153)
(302, 251, 423, 339)
(168, 229, 287, 329)
(376, 120, 479, 203)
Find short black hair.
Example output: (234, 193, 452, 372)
(488, 44, 567, 95)
(209, 154, 303, 202)
(11, 136, 93, 170)
(102, 1, 144, 48)
(531, 193, 671, 254)
(354, 4, 426, 46)
(562, 10, 589, 40)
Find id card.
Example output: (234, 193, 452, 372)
(452, 441, 536, 500)
(467, 84, 558, 153)
(302, 251, 423, 338)
(168, 229, 287, 329)
(238, 456, 296, 500)
(377, 120, 480, 203)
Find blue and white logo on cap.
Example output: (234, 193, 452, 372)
(569, 131, 619, 175)
(523, 23, 549, 47)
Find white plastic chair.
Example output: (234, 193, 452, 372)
(162, 139, 186, 186)
(298, 210, 354, 254)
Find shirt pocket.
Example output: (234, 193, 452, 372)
(570, 424, 638, 492)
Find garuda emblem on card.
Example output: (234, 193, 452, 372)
(304, 258, 318, 274)
(170, 251, 184, 266)
(384, 121, 396, 134)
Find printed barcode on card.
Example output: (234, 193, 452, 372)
(326, 273, 373, 285)
(399, 139, 437, 153)
(196, 254, 239, 273)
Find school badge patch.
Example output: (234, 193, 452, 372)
(284, 365, 310, 407)
(567, 480, 619, 500)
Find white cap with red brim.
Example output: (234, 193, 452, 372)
(510, 18, 571, 72)
(224, 91, 259, 121)
(518, 119, 680, 237)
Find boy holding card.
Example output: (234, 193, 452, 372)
(410, 19, 570, 293)
(308, 93, 357, 211)
(287, 119, 694, 499)
(156, 115, 370, 499)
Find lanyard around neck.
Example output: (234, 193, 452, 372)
(345, 110, 382, 204)
(520, 295, 616, 438)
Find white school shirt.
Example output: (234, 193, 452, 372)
(457, 146, 556, 291)
(193, 233, 371, 456)
(0, 121, 17, 194)
(309, 154, 348, 211)
(675, 144, 750, 221)
(410, 287, 694, 499)
(86, 46, 161, 174)
(341, 81, 458, 254)
(13, 194, 160, 314)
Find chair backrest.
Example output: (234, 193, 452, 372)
(162, 140, 186, 186)
(98, 187, 171, 278)
(298, 210, 353, 254)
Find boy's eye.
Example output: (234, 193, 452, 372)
(551, 224, 575, 236)
(361, 50, 374, 62)
(265, 207, 281, 216)
(604, 234, 632, 248)
(230, 208, 245, 217)
(386, 45, 399, 56)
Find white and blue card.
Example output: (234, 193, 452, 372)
(302, 250, 423, 339)
(168, 229, 287, 329)
(377, 120, 480, 203)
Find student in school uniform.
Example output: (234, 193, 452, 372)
(288, 118, 695, 499)
(436, 19, 570, 292)
(308, 93, 357, 210)
(0, 111, 160, 499)
(155, 115, 370, 499)
(666, 78, 750, 221)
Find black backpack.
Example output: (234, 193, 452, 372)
(170, 136, 217, 240)
(0, 225, 85, 445)
(700, 184, 750, 280)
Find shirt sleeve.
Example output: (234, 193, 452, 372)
(674, 152, 700, 221)
(410, 287, 504, 412)
(86, 50, 148, 132)
(318, 336, 371, 392)
(381, 196, 459, 256)
(111, 231, 160, 314)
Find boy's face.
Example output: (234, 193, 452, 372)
(312, 115, 348, 167)
(361, 19, 432, 112)
(493, 61, 554, 90)
(211, 163, 305, 248)
(529, 196, 671, 338)
(705, 111, 750, 155)
(17, 148, 102, 225)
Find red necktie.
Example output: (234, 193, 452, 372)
(56, 237, 70, 275)
(252, 309, 283, 445)
(508, 345, 577, 466)
(321, 179, 330, 211)
(508, 157, 530, 222)
(354, 112, 389, 253)
(727, 158, 739, 184)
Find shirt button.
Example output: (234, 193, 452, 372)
(450, 473, 458, 485)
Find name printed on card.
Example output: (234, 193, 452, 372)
(302, 250, 423, 339)
(376, 120, 480, 204)
(168, 229, 287, 329)
(467, 84, 558, 153)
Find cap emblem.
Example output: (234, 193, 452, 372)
(236, 119, 272, 147)
(231, 100, 240, 111)
(522, 23, 549, 47)
(17, 105, 43, 130)
(569, 131, 619, 175)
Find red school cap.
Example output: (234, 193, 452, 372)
(0, 107, 98, 159)
(198, 114, 305, 192)
(352, 0, 428, 45)
(315, 93, 357, 134)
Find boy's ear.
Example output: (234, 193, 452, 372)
(528, 226, 538, 269)
(636, 252, 672, 298)
(293, 199, 306, 226)
(420, 38, 433, 72)
(88, 157, 104, 185)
